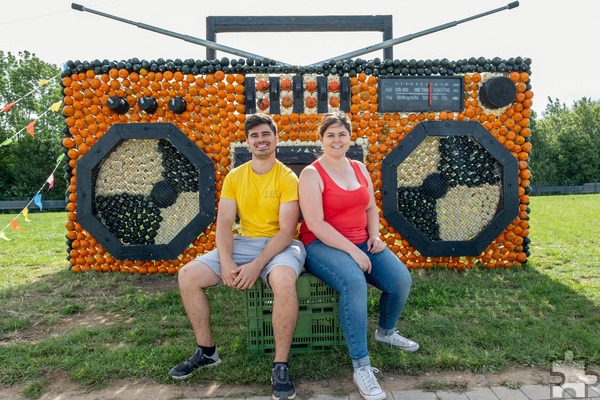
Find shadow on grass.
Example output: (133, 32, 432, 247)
(0, 264, 598, 397)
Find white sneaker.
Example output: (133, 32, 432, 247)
(374, 329, 420, 352)
(353, 366, 386, 400)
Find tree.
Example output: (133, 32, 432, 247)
(531, 97, 600, 185)
(0, 51, 64, 200)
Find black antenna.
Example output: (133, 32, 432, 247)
(309, 2, 519, 66)
(71, 3, 291, 66)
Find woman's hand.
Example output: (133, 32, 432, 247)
(367, 236, 386, 254)
(349, 247, 372, 273)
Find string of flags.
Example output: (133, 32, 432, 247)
(0, 153, 66, 241)
(1, 74, 62, 146)
(1, 73, 65, 241)
(1, 75, 60, 113)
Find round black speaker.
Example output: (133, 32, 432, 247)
(76, 123, 215, 260)
(382, 120, 519, 256)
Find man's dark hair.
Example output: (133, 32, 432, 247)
(244, 113, 277, 137)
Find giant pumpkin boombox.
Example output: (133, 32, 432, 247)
(63, 3, 530, 273)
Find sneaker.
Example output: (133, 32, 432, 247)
(271, 364, 296, 400)
(374, 329, 420, 352)
(353, 366, 386, 400)
(168, 347, 221, 379)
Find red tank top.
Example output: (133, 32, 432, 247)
(300, 159, 370, 246)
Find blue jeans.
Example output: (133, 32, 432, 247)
(304, 239, 412, 368)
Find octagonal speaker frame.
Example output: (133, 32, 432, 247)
(77, 123, 215, 260)
(382, 120, 519, 257)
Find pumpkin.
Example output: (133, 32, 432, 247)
(280, 78, 292, 91)
(305, 96, 317, 108)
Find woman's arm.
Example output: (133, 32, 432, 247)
(357, 162, 386, 254)
(299, 166, 372, 271)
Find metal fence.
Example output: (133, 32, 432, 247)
(0, 199, 67, 211)
(530, 182, 600, 196)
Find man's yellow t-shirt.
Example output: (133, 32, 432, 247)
(220, 160, 298, 238)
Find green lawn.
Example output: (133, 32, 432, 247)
(1, 194, 599, 399)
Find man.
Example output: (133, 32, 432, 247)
(170, 113, 305, 400)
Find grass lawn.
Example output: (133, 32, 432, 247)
(1, 194, 599, 399)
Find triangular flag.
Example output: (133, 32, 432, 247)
(56, 153, 65, 163)
(39, 79, 50, 86)
(22, 207, 31, 222)
(0, 230, 11, 241)
(46, 174, 54, 190)
(49, 101, 62, 112)
(26, 120, 37, 137)
(10, 219, 24, 231)
(33, 194, 43, 211)
(1, 138, 13, 147)
(2, 101, 17, 112)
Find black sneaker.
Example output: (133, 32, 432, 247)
(168, 347, 221, 379)
(271, 364, 296, 400)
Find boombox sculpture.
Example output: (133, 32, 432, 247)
(63, 3, 531, 273)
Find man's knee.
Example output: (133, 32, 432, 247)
(178, 261, 218, 289)
(268, 266, 298, 294)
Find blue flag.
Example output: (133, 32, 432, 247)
(33, 194, 43, 211)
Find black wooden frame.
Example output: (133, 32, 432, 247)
(381, 120, 519, 257)
(206, 15, 394, 61)
(77, 123, 216, 260)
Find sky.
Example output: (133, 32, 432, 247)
(1, 0, 598, 115)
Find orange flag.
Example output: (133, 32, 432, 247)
(10, 219, 24, 231)
(2, 101, 17, 113)
(26, 120, 36, 137)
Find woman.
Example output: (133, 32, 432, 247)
(298, 111, 418, 400)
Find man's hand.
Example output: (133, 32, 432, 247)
(231, 261, 262, 290)
(220, 259, 239, 287)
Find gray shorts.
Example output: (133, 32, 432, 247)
(195, 234, 306, 288)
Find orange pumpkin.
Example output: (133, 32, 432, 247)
(257, 98, 269, 110)
(256, 80, 269, 92)
(305, 81, 317, 92)
(280, 79, 292, 91)
(281, 96, 293, 108)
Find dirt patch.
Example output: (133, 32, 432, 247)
(0, 366, 557, 400)
(0, 311, 128, 345)
(130, 274, 179, 293)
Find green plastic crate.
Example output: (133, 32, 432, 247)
(246, 273, 345, 355)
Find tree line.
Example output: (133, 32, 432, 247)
(1, 52, 599, 202)
(529, 97, 600, 186)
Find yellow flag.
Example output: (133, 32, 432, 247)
(38, 79, 50, 86)
(22, 207, 31, 222)
(50, 101, 62, 112)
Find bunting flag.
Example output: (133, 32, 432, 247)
(50, 101, 62, 112)
(10, 219, 24, 231)
(22, 207, 31, 222)
(0, 230, 10, 241)
(0, 73, 59, 116)
(33, 194, 43, 211)
(0, 138, 13, 147)
(46, 174, 54, 190)
(26, 120, 37, 137)
(2, 101, 17, 113)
